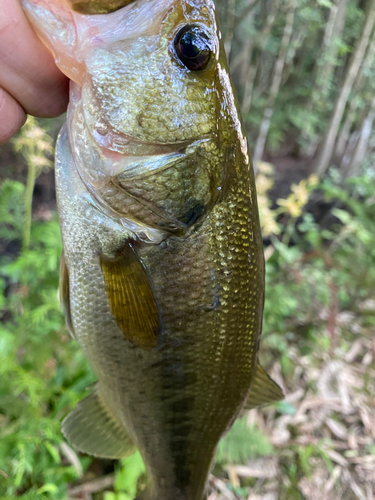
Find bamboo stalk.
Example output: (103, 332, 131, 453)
(224, 0, 237, 60)
(301, 0, 349, 154)
(336, 31, 375, 158)
(336, 102, 358, 160)
(229, 0, 258, 75)
(345, 97, 375, 177)
(252, 1, 295, 164)
(241, 1, 279, 116)
(234, 0, 258, 29)
(314, 0, 375, 176)
(340, 129, 360, 173)
(315, 0, 349, 96)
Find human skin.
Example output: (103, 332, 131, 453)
(0, 0, 69, 144)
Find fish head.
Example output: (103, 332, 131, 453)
(23, 0, 249, 233)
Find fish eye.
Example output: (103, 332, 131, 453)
(173, 25, 212, 71)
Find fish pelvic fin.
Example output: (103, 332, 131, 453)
(243, 364, 284, 410)
(62, 388, 136, 459)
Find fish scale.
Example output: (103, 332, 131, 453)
(22, 0, 283, 498)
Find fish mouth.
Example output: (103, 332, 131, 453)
(91, 121, 209, 160)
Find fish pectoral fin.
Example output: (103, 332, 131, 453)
(58, 252, 76, 340)
(62, 388, 136, 459)
(100, 244, 161, 350)
(243, 364, 284, 410)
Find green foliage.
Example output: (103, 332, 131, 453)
(0, 180, 25, 241)
(105, 452, 146, 500)
(216, 417, 273, 465)
(261, 169, 375, 346)
(0, 181, 94, 498)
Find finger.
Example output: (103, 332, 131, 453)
(0, 0, 69, 118)
(0, 87, 27, 145)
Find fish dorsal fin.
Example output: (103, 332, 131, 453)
(243, 364, 284, 410)
(58, 252, 76, 340)
(100, 244, 161, 350)
(62, 388, 135, 459)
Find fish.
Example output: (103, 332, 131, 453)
(21, 0, 283, 498)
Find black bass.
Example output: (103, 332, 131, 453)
(21, 0, 283, 498)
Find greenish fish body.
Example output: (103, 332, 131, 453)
(22, 0, 283, 498)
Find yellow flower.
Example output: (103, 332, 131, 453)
(277, 195, 303, 218)
(260, 209, 280, 236)
(291, 180, 309, 207)
(307, 173, 319, 188)
(256, 174, 274, 196)
(255, 161, 281, 236)
(256, 161, 274, 175)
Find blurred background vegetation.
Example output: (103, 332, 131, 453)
(1, 0, 375, 498)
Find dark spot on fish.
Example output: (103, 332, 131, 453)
(211, 294, 221, 310)
(178, 200, 206, 226)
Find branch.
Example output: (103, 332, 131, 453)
(68, 474, 115, 497)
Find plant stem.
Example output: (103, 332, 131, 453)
(23, 162, 36, 251)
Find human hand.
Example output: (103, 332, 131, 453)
(0, 0, 69, 144)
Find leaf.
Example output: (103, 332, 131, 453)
(216, 418, 273, 465)
(276, 400, 297, 415)
(316, 0, 333, 7)
(44, 443, 61, 464)
(37, 484, 59, 494)
(115, 451, 145, 497)
(332, 208, 352, 225)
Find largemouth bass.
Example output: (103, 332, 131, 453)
(22, 0, 283, 498)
